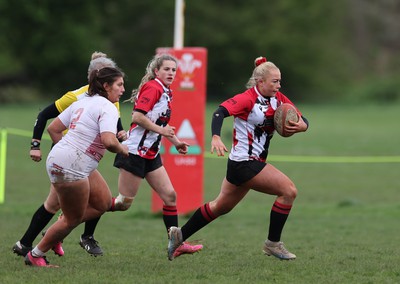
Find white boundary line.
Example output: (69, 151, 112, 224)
(6, 127, 400, 163)
(204, 152, 400, 163)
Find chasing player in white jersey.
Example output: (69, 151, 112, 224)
(25, 66, 129, 267)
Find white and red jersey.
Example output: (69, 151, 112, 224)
(123, 78, 172, 159)
(221, 87, 301, 162)
(57, 95, 119, 162)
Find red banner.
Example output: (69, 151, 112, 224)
(152, 47, 207, 214)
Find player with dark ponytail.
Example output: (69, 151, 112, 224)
(25, 66, 128, 267)
(13, 52, 127, 259)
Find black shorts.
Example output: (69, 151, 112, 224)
(226, 159, 266, 186)
(113, 153, 162, 178)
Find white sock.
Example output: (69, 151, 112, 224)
(31, 246, 45, 257)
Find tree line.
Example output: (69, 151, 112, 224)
(1, 0, 399, 104)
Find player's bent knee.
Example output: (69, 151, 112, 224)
(44, 202, 61, 214)
(164, 191, 177, 204)
(64, 217, 83, 229)
(285, 185, 298, 200)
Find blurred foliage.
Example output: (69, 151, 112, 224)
(1, 0, 106, 90)
(0, 0, 399, 104)
(346, 76, 400, 104)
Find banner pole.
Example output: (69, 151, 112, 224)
(0, 128, 7, 204)
(174, 0, 184, 49)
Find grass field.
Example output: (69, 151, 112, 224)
(0, 102, 399, 283)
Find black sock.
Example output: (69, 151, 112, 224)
(20, 204, 54, 247)
(181, 203, 216, 241)
(82, 217, 101, 237)
(267, 201, 292, 242)
(163, 205, 178, 233)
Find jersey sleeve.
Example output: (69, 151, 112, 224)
(55, 91, 78, 113)
(99, 102, 119, 134)
(220, 92, 254, 118)
(134, 83, 161, 113)
(57, 105, 73, 128)
(55, 85, 88, 113)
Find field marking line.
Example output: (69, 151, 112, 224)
(5, 127, 400, 163)
(0, 128, 7, 203)
(204, 152, 400, 163)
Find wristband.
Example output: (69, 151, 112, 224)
(31, 141, 40, 150)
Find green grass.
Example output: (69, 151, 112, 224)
(1, 102, 400, 283)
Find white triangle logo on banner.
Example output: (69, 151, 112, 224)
(176, 119, 196, 139)
(171, 119, 201, 155)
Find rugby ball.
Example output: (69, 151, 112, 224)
(274, 103, 299, 137)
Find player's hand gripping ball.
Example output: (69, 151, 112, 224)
(273, 103, 299, 137)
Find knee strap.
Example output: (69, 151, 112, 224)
(113, 194, 134, 211)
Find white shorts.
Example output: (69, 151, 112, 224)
(46, 140, 99, 183)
